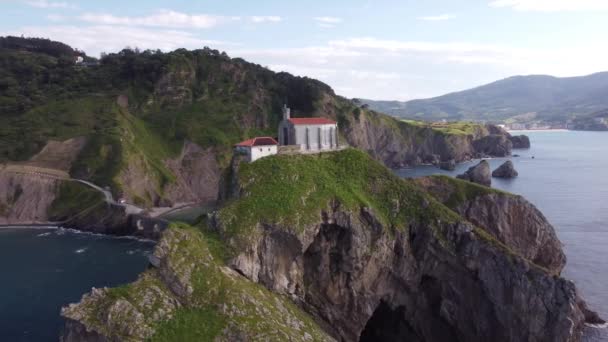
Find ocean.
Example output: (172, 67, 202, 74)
(0, 228, 154, 341)
(397, 130, 608, 340)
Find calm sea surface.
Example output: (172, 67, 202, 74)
(0, 228, 153, 341)
(397, 130, 608, 340)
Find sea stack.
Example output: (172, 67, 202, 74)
(492, 160, 519, 178)
(457, 160, 491, 186)
(509, 135, 531, 149)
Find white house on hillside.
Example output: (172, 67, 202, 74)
(278, 105, 339, 151)
(234, 137, 278, 162)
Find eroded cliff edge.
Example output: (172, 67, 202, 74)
(62, 149, 599, 341)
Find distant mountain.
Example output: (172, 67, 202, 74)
(362, 72, 608, 123)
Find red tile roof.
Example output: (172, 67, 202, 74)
(235, 137, 278, 147)
(288, 117, 336, 125)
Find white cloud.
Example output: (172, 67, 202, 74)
(327, 38, 523, 55)
(250, 16, 282, 23)
(78, 10, 239, 29)
(313, 16, 342, 28)
(77, 11, 282, 29)
(489, 0, 608, 11)
(417, 14, 456, 21)
(25, 0, 74, 9)
(313, 16, 343, 24)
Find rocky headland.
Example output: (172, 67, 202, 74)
(61, 149, 602, 341)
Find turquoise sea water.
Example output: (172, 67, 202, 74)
(0, 228, 154, 341)
(397, 130, 608, 340)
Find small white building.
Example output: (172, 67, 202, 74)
(278, 105, 339, 151)
(234, 137, 278, 162)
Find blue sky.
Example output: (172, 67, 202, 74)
(2, 0, 608, 100)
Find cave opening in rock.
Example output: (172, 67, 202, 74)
(359, 301, 423, 342)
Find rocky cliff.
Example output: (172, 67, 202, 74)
(208, 149, 594, 341)
(63, 149, 600, 341)
(0, 171, 59, 224)
(61, 225, 334, 341)
(414, 175, 565, 274)
(332, 107, 516, 168)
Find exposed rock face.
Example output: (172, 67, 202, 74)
(336, 109, 514, 168)
(457, 160, 492, 186)
(29, 137, 87, 171)
(414, 175, 565, 274)
(61, 227, 335, 341)
(0, 138, 87, 224)
(509, 135, 531, 149)
(162, 142, 220, 207)
(492, 160, 519, 178)
(0, 171, 57, 224)
(214, 203, 587, 342)
(117, 141, 220, 207)
(0, 171, 59, 224)
(472, 134, 512, 157)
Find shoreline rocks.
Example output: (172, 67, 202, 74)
(509, 135, 531, 149)
(457, 160, 491, 186)
(492, 160, 518, 178)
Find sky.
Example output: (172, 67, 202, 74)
(2, 0, 608, 100)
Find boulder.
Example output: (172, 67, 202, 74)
(438, 159, 456, 171)
(509, 135, 531, 149)
(457, 160, 491, 186)
(492, 160, 518, 178)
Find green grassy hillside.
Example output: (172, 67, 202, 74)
(1, 36, 499, 207)
(0, 37, 347, 201)
(217, 149, 461, 251)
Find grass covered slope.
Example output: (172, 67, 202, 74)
(401, 119, 487, 136)
(61, 225, 334, 341)
(217, 149, 555, 268)
(48, 181, 105, 221)
(413, 174, 511, 208)
(218, 149, 463, 248)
